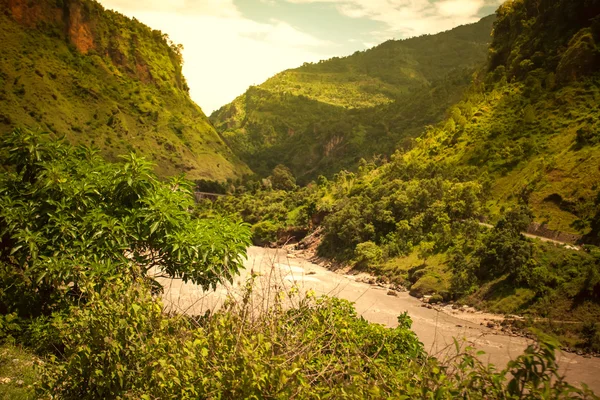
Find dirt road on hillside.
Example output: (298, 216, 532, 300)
(157, 246, 600, 393)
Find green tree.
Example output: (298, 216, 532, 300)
(0, 129, 251, 318)
(270, 164, 297, 191)
(475, 206, 534, 281)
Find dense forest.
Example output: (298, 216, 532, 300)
(211, 16, 495, 182)
(1, 0, 600, 397)
(0, 0, 249, 180)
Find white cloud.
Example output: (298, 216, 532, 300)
(101, 0, 240, 17)
(98, 0, 337, 114)
(286, 0, 497, 38)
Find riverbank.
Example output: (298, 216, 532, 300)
(158, 246, 600, 393)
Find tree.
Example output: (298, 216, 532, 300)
(270, 164, 297, 191)
(474, 206, 534, 281)
(0, 129, 251, 318)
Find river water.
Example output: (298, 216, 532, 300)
(157, 246, 600, 393)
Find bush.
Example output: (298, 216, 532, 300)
(37, 279, 428, 399)
(0, 129, 251, 318)
(36, 279, 598, 399)
(251, 220, 282, 245)
(354, 241, 383, 268)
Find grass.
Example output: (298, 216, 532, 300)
(0, 342, 37, 400)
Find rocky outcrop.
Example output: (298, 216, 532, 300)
(1, 0, 184, 90)
(65, 0, 95, 54)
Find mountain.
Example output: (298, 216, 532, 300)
(214, 0, 600, 350)
(0, 0, 250, 181)
(210, 16, 495, 182)
(409, 0, 600, 235)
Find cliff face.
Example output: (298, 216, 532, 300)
(3, 0, 183, 88)
(0, 0, 250, 181)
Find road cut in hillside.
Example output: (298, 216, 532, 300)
(156, 246, 600, 393)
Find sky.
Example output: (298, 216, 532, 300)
(98, 0, 505, 115)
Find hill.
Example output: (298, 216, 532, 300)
(0, 0, 250, 180)
(411, 0, 600, 235)
(213, 0, 600, 352)
(210, 16, 495, 182)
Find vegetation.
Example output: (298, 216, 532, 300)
(34, 278, 598, 399)
(211, 16, 495, 182)
(1, 0, 599, 396)
(0, 130, 595, 398)
(0, 0, 249, 180)
(0, 343, 37, 399)
(0, 128, 250, 334)
(211, 0, 600, 352)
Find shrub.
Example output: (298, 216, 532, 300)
(37, 279, 428, 399)
(354, 241, 383, 268)
(36, 278, 598, 399)
(251, 220, 282, 245)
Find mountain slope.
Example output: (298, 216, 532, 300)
(211, 16, 494, 182)
(214, 0, 600, 350)
(0, 0, 250, 180)
(408, 0, 600, 236)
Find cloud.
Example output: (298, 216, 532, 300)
(98, 0, 337, 114)
(100, 0, 240, 17)
(285, 0, 498, 38)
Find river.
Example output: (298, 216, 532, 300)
(157, 246, 600, 393)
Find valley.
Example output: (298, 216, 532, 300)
(0, 0, 599, 397)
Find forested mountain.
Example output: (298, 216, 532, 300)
(214, 0, 600, 351)
(0, 0, 249, 180)
(411, 0, 600, 235)
(211, 16, 495, 182)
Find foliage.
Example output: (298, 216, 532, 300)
(210, 183, 321, 244)
(250, 220, 282, 246)
(194, 179, 228, 194)
(270, 164, 297, 191)
(317, 159, 484, 260)
(474, 207, 535, 282)
(489, 0, 600, 83)
(354, 241, 383, 268)
(0, 129, 251, 320)
(211, 16, 495, 182)
(36, 278, 598, 399)
(0, 0, 249, 180)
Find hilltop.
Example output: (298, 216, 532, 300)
(211, 16, 495, 182)
(0, 0, 250, 180)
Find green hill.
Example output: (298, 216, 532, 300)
(409, 0, 600, 235)
(210, 16, 495, 182)
(0, 0, 250, 181)
(213, 0, 600, 351)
